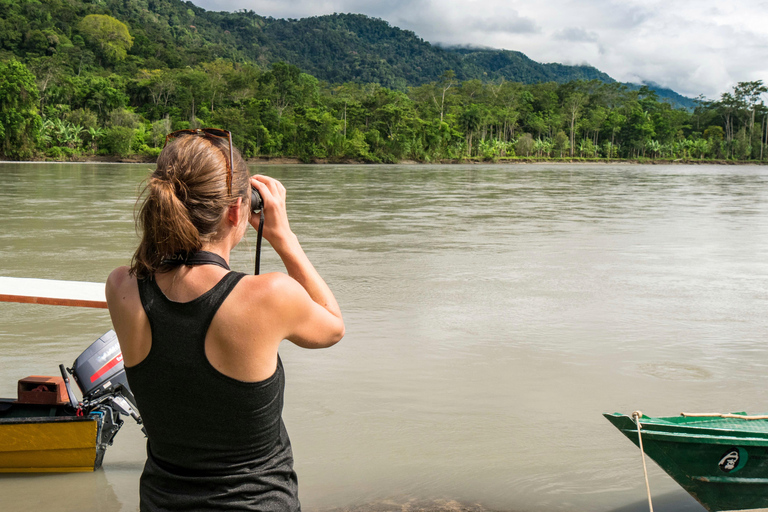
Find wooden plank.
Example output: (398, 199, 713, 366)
(0, 277, 107, 309)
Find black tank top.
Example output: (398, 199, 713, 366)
(126, 272, 300, 511)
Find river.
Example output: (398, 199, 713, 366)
(1, 162, 767, 512)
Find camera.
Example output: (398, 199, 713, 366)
(250, 186, 263, 212)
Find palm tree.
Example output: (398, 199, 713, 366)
(645, 139, 661, 159)
(86, 127, 105, 152)
(693, 139, 709, 159)
(41, 119, 55, 148)
(63, 123, 84, 149)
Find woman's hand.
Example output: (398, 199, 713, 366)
(249, 175, 295, 249)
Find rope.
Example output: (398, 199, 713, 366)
(632, 411, 654, 512)
(681, 412, 768, 420)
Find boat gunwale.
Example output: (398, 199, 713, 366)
(614, 427, 768, 446)
(0, 415, 95, 425)
(604, 413, 768, 437)
(0, 399, 95, 426)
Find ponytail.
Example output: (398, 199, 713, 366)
(130, 134, 249, 278)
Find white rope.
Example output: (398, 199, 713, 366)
(681, 412, 768, 420)
(632, 411, 654, 512)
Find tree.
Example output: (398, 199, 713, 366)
(437, 70, 457, 124)
(259, 62, 303, 126)
(0, 60, 43, 159)
(515, 133, 534, 157)
(77, 15, 133, 65)
(718, 92, 740, 155)
(137, 69, 176, 113)
(703, 125, 724, 143)
(605, 109, 626, 154)
(201, 59, 235, 113)
(553, 130, 569, 157)
(173, 68, 208, 126)
(563, 92, 586, 157)
(459, 104, 483, 156)
(625, 107, 655, 157)
(27, 56, 67, 116)
(734, 80, 767, 152)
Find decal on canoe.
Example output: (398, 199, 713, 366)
(718, 447, 748, 473)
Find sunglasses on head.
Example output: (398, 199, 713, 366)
(164, 128, 234, 196)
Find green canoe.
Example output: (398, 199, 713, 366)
(605, 412, 768, 512)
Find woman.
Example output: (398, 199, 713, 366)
(105, 130, 344, 511)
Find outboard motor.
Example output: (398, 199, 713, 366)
(69, 330, 137, 410)
(65, 330, 144, 467)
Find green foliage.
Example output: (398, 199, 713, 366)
(0, 0, 765, 162)
(0, 59, 42, 159)
(65, 108, 98, 130)
(343, 129, 373, 161)
(78, 15, 133, 64)
(703, 125, 724, 142)
(515, 133, 534, 157)
(553, 130, 569, 157)
(733, 127, 751, 160)
(258, 14, 615, 90)
(107, 108, 141, 128)
(41, 118, 84, 151)
(45, 146, 64, 159)
(100, 125, 135, 156)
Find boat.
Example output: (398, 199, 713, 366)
(0, 330, 142, 473)
(0, 276, 108, 309)
(605, 411, 768, 512)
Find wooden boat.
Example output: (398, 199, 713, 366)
(0, 278, 143, 473)
(0, 396, 112, 473)
(605, 411, 768, 512)
(0, 274, 141, 472)
(0, 331, 142, 473)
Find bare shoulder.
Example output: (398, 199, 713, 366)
(106, 266, 132, 289)
(227, 272, 310, 318)
(105, 266, 139, 308)
(226, 271, 343, 349)
(236, 272, 304, 300)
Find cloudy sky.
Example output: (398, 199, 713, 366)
(191, 0, 768, 99)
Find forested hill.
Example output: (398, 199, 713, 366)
(259, 15, 694, 107)
(253, 14, 613, 88)
(0, 0, 689, 106)
(11, 0, 749, 166)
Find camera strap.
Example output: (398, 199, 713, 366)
(254, 211, 264, 275)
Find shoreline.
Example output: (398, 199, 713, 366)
(5, 155, 768, 166)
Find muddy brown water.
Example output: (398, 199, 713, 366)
(1, 163, 767, 511)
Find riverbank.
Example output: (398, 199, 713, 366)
(21, 155, 768, 165)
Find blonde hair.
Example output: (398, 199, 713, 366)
(130, 134, 249, 278)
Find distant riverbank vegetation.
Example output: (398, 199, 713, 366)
(1, 1, 767, 163)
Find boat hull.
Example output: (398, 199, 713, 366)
(0, 402, 102, 473)
(605, 412, 768, 512)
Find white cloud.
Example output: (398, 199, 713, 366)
(554, 28, 599, 44)
(190, 0, 768, 99)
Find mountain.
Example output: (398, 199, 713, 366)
(226, 12, 693, 107)
(625, 82, 697, 110)
(440, 49, 694, 109)
(0, 0, 694, 107)
(255, 14, 614, 88)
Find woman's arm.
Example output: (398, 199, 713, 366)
(105, 266, 151, 366)
(251, 175, 344, 348)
